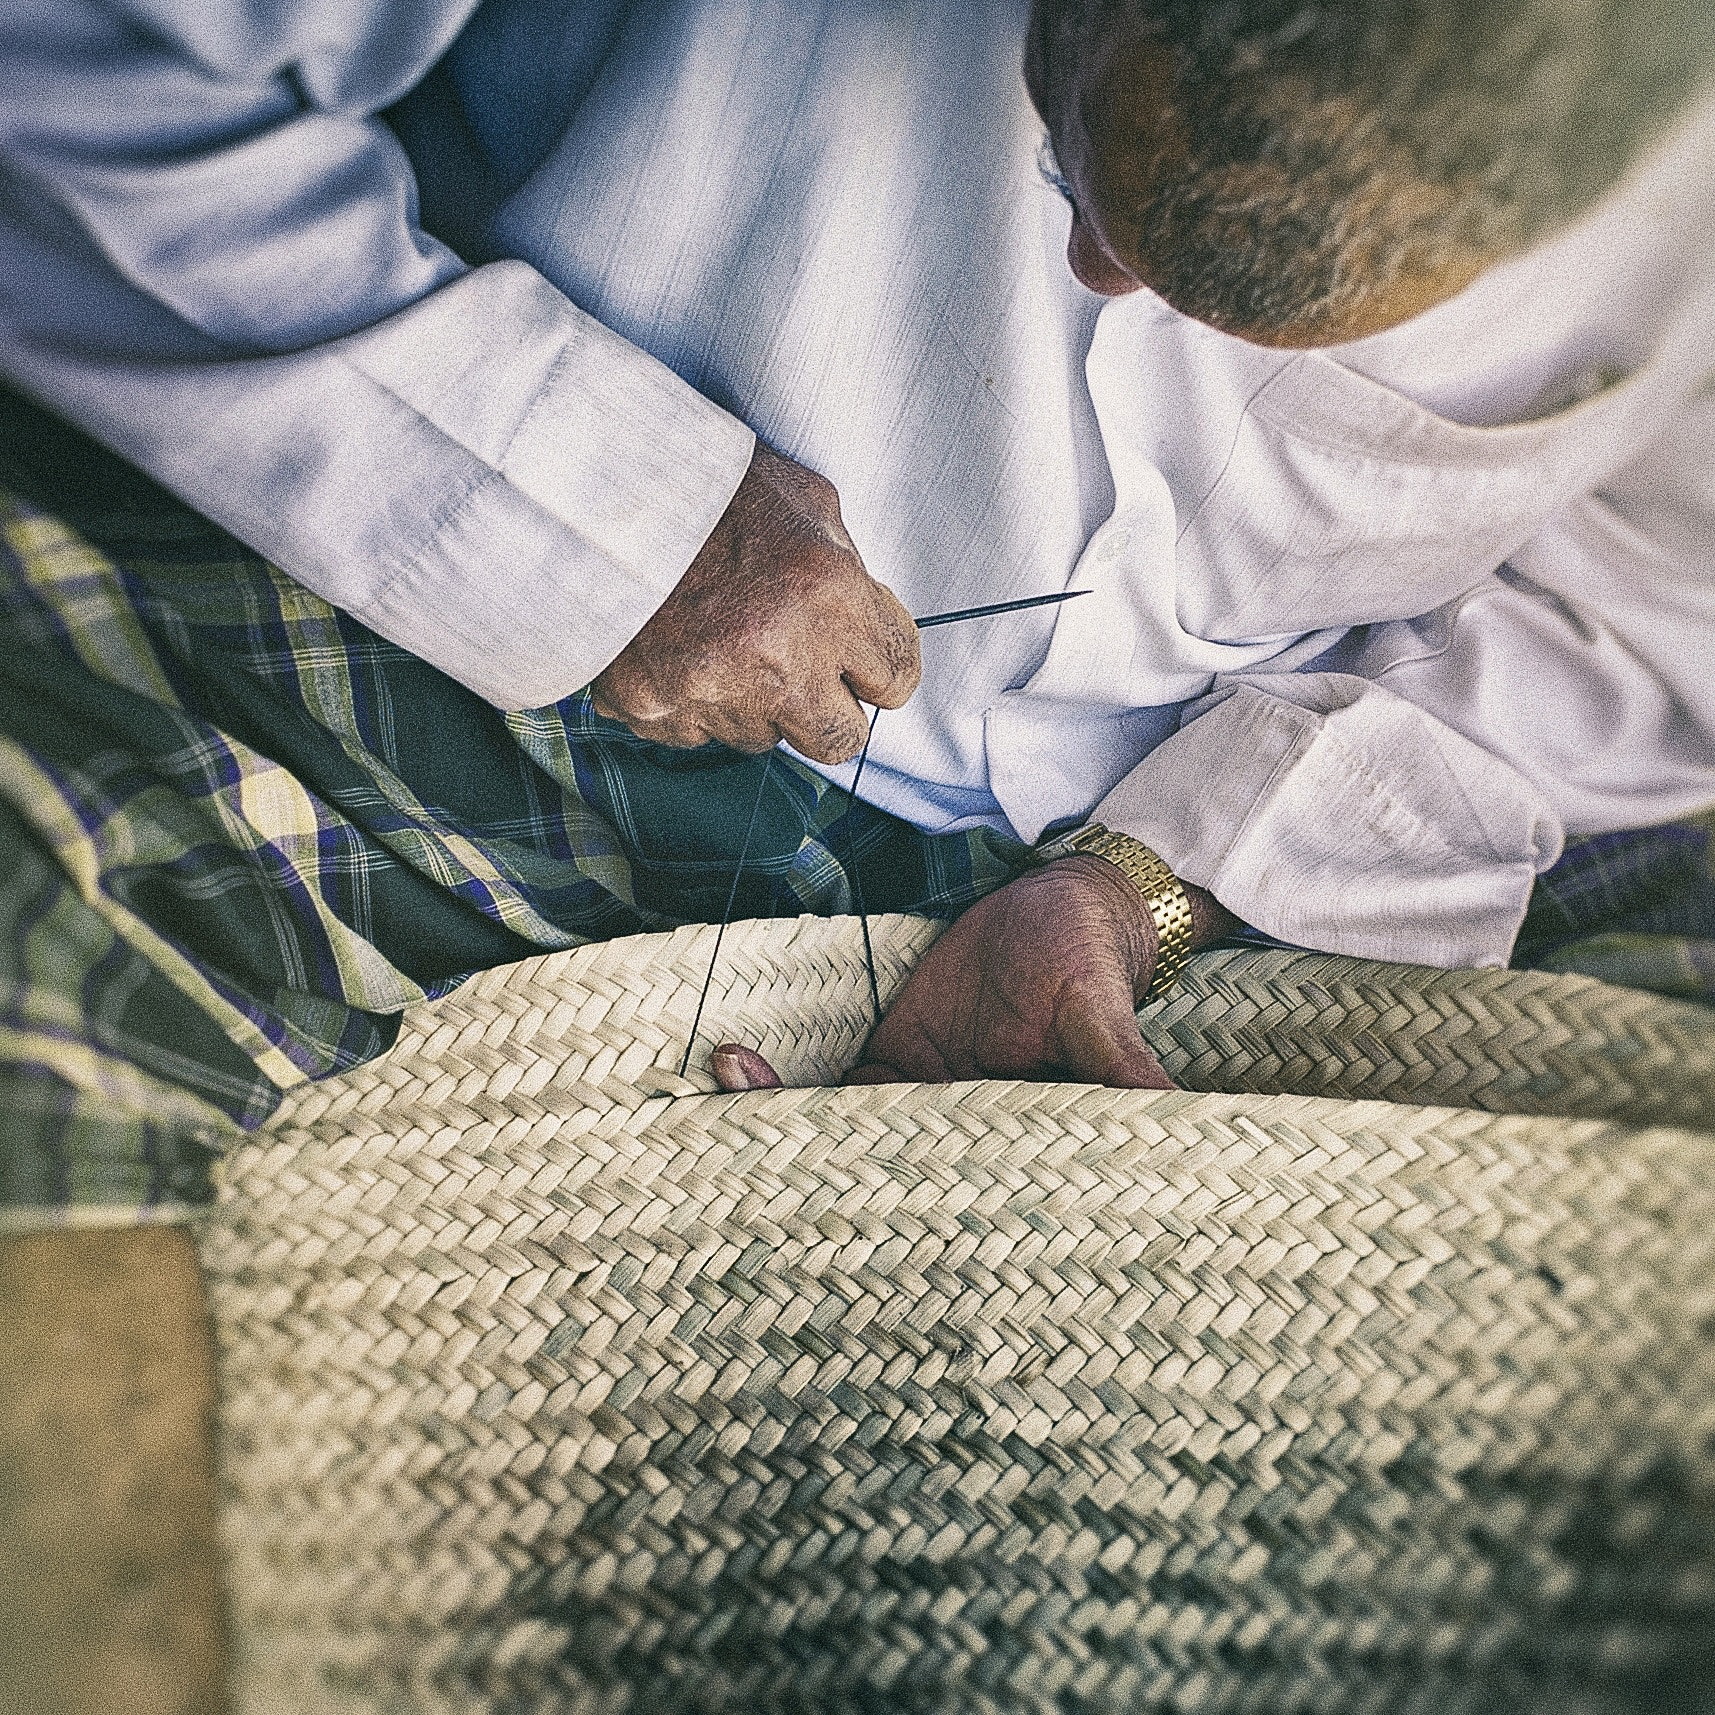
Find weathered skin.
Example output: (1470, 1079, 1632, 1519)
(592, 442, 922, 764)
(715, 854, 1237, 1091)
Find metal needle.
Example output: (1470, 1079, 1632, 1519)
(913, 589, 1090, 629)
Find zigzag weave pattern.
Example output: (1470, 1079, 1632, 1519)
(200, 916, 1715, 1714)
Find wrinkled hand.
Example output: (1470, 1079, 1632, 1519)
(592, 443, 921, 763)
(712, 854, 1225, 1092)
(847, 853, 1174, 1087)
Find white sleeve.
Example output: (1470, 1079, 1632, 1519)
(1093, 396, 1715, 968)
(0, 0, 754, 708)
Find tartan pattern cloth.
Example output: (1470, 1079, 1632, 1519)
(1, 383, 1711, 1227)
(1514, 815, 1715, 999)
(0, 386, 1023, 1226)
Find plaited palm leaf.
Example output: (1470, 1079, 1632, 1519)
(201, 914, 1715, 1715)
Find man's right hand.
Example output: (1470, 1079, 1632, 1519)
(591, 444, 921, 763)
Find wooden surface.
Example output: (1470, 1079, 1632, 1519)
(0, 1227, 226, 1715)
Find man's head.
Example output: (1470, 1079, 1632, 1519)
(1027, 0, 1715, 344)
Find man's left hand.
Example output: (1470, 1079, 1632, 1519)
(846, 853, 1173, 1087)
(710, 855, 1232, 1092)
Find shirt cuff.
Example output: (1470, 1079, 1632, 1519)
(3, 258, 755, 710)
(1091, 677, 1564, 968)
(337, 262, 755, 707)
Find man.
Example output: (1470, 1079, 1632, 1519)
(5, 0, 1715, 1133)
(6, 0, 1715, 1159)
(5, 2, 1715, 1705)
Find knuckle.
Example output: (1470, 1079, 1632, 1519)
(795, 530, 854, 586)
(731, 727, 783, 756)
(800, 464, 839, 512)
(655, 726, 705, 750)
(594, 665, 675, 727)
(705, 703, 778, 755)
(793, 706, 864, 764)
(768, 452, 841, 527)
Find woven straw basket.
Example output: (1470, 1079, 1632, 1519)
(198, 915, 1715, 1715)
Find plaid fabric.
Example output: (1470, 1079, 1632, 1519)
(0, 792, 239, 1218)
(2, 382, 1711, 1228)
(0, 385, 1022, 1227)
(1514, 813, 1715, 999)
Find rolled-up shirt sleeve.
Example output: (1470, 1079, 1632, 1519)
(1092, 672, 1562, 968)
(0, 0, 754, 708)
(1092, 396, 1715, 969)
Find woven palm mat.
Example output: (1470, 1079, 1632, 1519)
(200, 915, 1715, 1715)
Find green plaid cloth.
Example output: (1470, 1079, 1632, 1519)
(3, 383, 1711, 1229)
(0, 386, 1022, 1228)
(1512, 813, 1715, 999)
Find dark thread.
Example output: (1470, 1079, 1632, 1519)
(680, 754, 774, 1078)
(688, 590, 1082, 1075)
(843, 706, 885, 1034)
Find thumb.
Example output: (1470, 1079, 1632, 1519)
(1055, 988, 1177, 1091)
(710, 1043, 785, 1091)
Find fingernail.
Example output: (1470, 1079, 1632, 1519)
(710, 1045, 753, 1089)
(711, 1043, 783, 1091)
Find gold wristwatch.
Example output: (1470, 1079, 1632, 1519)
(1036, 824, 1195, 999)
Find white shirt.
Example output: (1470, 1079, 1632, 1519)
(4, 0, 1714, 968)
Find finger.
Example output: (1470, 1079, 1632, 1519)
(711, 1043, 784, 1091)
(590, 661, 673, 727)
(847, 1013, 957, 1085)
(775, 681, 872, 765)
(591, 679, 674, 730)
(611, 694, 764, 753)
(697, 704, 791, 755)
(843, 1061, 909, 1085)
(1055, 990, 1177, 1090)
(843, 582, 922, 710)
(619, 712, 715, 750)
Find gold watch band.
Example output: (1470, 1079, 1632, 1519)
(1056, 825, 1195, 998)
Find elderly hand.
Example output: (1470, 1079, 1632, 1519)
(711, 854, 1234, 1092)
(591, 443, 921, 764)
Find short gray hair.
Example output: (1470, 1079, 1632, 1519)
(1046, 0, 1715, 333)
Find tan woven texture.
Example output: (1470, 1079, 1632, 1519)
(201, 916, 1715, 1715)
(1143, 946, 1715, 1128)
